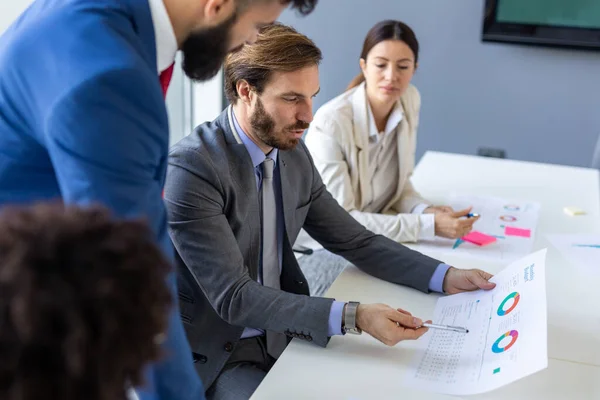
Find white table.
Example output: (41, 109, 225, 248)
(252, 152, 600, 399)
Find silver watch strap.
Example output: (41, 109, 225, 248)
(344, 301, 362, 334)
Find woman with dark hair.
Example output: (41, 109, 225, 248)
(297, 21, 479, 296)
(0, 203, 172, 400)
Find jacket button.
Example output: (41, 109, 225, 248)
(299, 334, 306, 340)
(307, 336, 313, 342)
(196, 356, 207, 364)
(192, 353, 207, 364)
(224, 342, 233, 352)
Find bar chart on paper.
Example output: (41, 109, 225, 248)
(404, 250, 548, 395)
(415, 195, 540, 263)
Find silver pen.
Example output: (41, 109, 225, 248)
(422, 323, 469, 334)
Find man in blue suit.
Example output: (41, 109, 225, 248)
(0, 0, 318, 399)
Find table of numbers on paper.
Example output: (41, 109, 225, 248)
(405, 250, 548, 395)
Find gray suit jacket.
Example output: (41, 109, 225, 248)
(165, 107, 441, 388)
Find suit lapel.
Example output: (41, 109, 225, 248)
(351, 84, 373, 210)
(222, 107, 258, 204)
(221, 107, 261, 280)
(384, 96, 412, 211)
(277, 151, 299, 243)
(131, 0, 159, 72)
(277, 150, 309, 295)
(390, 112, 411, 208)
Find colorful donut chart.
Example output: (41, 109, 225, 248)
(497, 292, 520, 316)
(492, 330, 519, 353)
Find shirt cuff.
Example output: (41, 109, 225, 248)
(428, 263, 451, 293)
(411, 203, 430, 215)
(328, 301, 346, 336)
(418, 214, 436, 240)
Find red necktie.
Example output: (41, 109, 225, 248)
(159, 62, 175, 199)
(159, 62, 175, 98)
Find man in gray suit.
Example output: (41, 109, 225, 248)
(165, 24, 496, 399)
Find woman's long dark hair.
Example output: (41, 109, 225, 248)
(347, 20, 419, 91)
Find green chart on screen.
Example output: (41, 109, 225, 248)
(497, 0, 600, 29)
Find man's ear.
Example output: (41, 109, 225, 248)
(236, 80, 253, 105)
(203, 0, 236, 27)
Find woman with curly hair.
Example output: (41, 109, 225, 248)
(0, 203, 173, 400)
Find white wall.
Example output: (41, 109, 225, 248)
(0, 1, 33, 33)
(167, 55, 223, 146)
(191, 71, 223, 129)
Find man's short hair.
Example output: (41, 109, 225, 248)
(0, 203, 172, 400)
(224, 23, 322, 104)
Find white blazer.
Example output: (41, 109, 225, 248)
(297, 82, 430, 248)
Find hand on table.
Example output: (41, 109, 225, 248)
(434, 207, 479, 239)
(442, 267, 496, 294)
(355, 304, 431, 346)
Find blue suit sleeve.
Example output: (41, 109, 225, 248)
(44, 68, 205, 400)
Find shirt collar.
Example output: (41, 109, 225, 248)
(148, 0, 178, 73)
(232, 109, 279, 169)
(366, 97, 404, 139)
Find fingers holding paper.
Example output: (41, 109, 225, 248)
(442, 267, 496, 295)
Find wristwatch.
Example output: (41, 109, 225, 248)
(342, 301, 362, 335)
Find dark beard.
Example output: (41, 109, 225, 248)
(181, 12, 237, 82)
(249, 97, 310, 151)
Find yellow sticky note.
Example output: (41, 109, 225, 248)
(563, 206, 586, 216)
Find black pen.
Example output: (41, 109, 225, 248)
(292, 247, 313, 255)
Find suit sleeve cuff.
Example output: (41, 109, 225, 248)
(411, 202, 430, 215)
(428, 263, 451, 293)
(418, 214, 435, 240)
(328, 301, 346, 336)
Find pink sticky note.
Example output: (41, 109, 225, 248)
(505, 226, 531, 238)
(462, 231, 497, 246)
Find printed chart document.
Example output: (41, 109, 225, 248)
(416, 195, 540, 263)
(404, 250, 548, 395)
(547, 234, 600, 275)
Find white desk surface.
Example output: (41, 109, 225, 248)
(252, 152, 600, 399)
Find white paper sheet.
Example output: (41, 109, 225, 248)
(415, 195, 540, 263)
(404, 250, 548, 395)
(547, 234, 600, 274)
